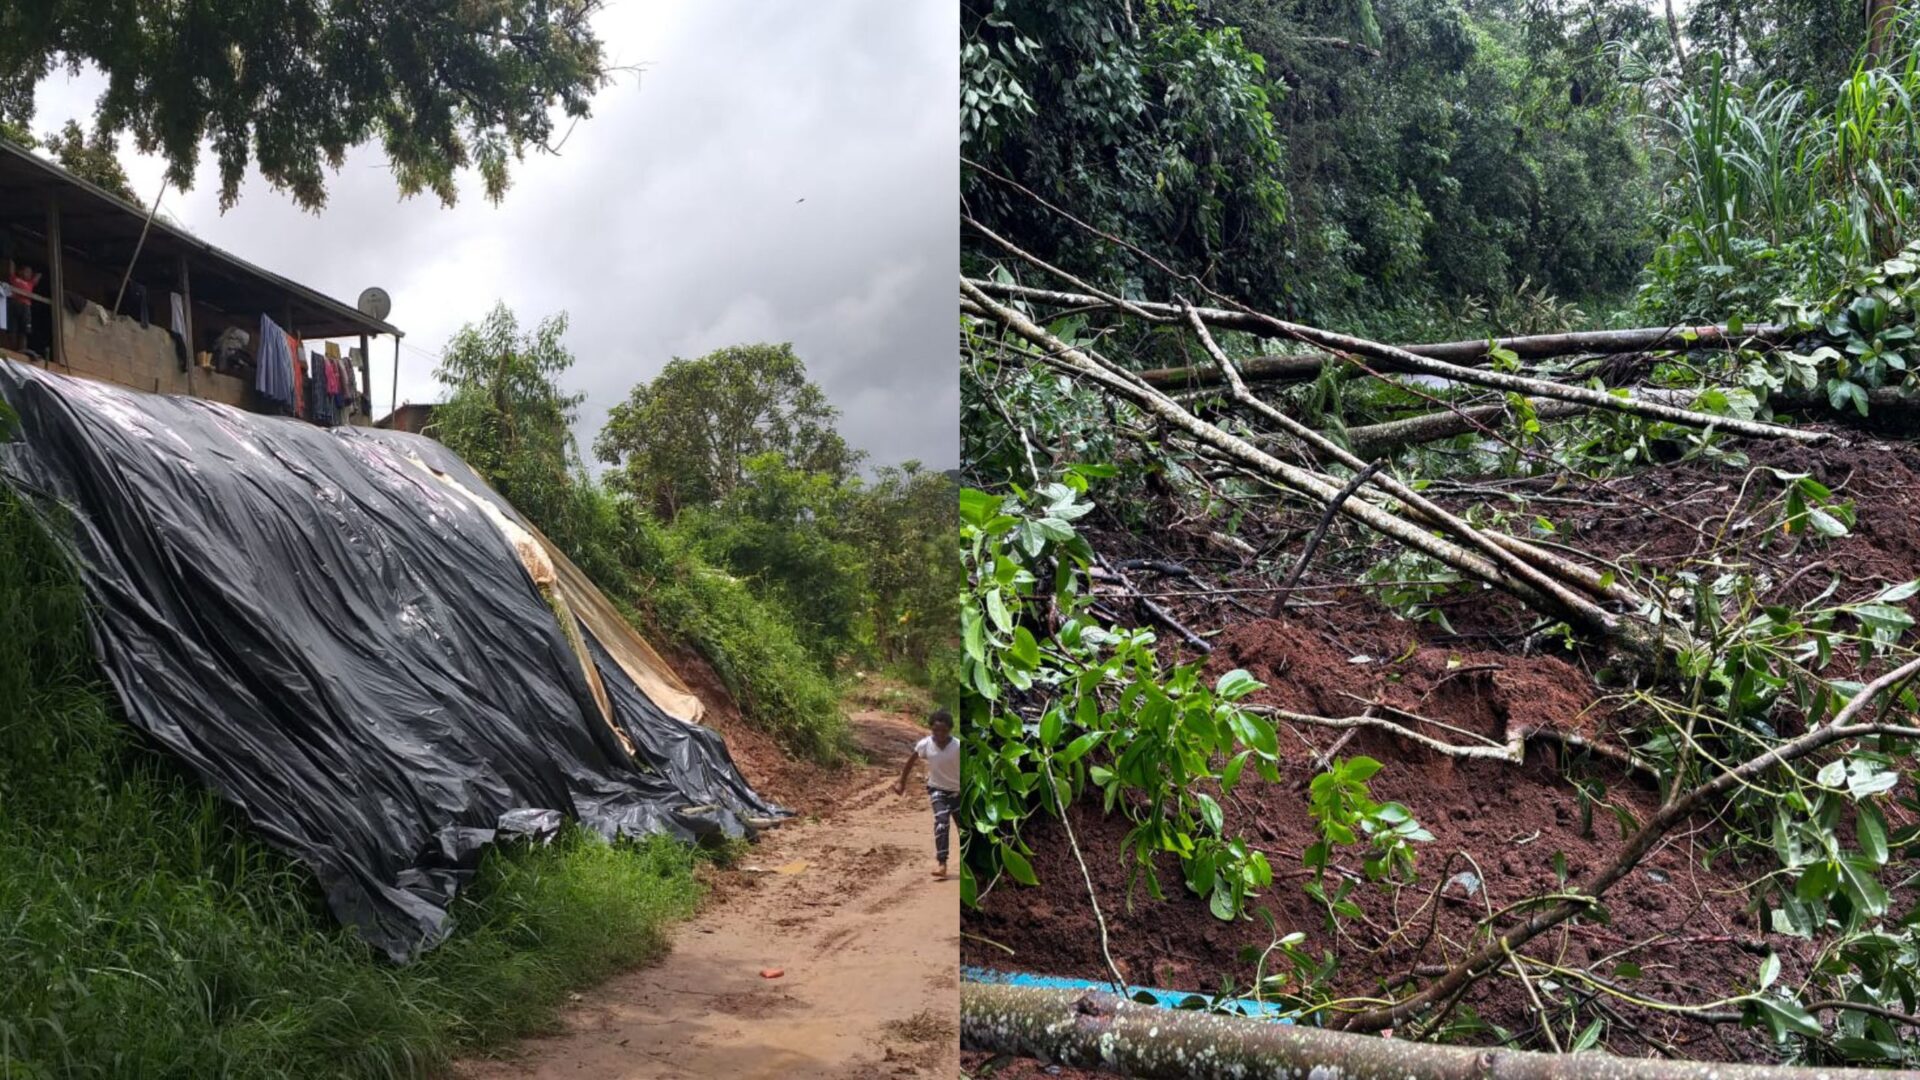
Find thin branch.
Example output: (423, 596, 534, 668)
(1272, 459, 1383, 612)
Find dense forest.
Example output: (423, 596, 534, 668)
(963, 0, 1920, 337)
(960, 1, 1920, 1072)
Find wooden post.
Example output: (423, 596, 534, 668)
(391, 334, 401, 422)
(44, 193, 63, 367)
(177, 255, 194, 396)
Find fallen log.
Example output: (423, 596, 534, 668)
(963, 277, 1639, 648)
(967, 279, 1828, 444)
(1178, 304, 1643, 619)
(1340, 383, 1907, 456)
(962, 983, 1896, 1079)
(969, 280, 1795, 389)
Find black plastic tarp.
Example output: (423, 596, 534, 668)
(0, 362, 784, 961)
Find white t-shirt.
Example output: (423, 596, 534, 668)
(915, 735, 960, 792)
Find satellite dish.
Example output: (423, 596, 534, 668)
(356, 287, 392, 321)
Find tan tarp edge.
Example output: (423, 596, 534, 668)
(528, 523, 707, 724)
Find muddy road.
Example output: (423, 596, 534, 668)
(457, 710, 959, 1080)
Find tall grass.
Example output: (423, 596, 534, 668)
(1645, 20, 1920, 317)
(0, 490, 703, 1078)
(556, 485, 851, 761)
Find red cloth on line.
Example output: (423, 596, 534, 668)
(287, 334, 304, 417)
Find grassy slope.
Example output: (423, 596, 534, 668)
(0, 491, 709, 1078)
(559, 487, 852, 762)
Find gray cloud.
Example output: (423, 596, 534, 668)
(29, 0, 959, 469)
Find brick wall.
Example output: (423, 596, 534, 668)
(56, 302, 267, 410)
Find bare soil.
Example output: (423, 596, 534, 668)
(961, 432, 1920, 1068)
(457, 685, 958, 1080)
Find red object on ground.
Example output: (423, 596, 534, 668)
(760, 968, 784, 979)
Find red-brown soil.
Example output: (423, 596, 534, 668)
(660, 644, 867, 815)
(461, 702, 959, 1080)
(962, 432, 1920, 1067)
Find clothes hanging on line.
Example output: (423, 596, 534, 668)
(287, 332, 304, 419)
(307, 353, 338, 426)
(255, 315, 296, 406)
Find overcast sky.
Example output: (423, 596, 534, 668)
(27, 1, 959, 469)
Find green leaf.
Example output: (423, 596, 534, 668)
(1196, 793, 1224, 835)
(1746, 996, 1823, 1041)
(1818, 759, 1848, 788)
(1857, 803, 1889, 867)
(1214, 668, 1264, 701)
(1208, 883, 1236, 920)
(1851, 602, 1913, 630)
(1343, 756, 1384, 782)
(1757, 951, 1781, 991)
(986, 588, 1013, 633)
(962, 605, 986, 663)
(959, 488, 1000, 527)
(1057, 732, 1102, 766)
(1834, 855, 1889, 917)
(1806, 507, 1850, 538)
(1875, 579, 1920, 603)
(1009, 626, 1041, 669)
(1038, 709, 1062, 749)
(1221, 751, 1249, 795)
(1230, 710, 1278, 756)
(1000, 845, 1039, 886)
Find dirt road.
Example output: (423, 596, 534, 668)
(456, 710, 958, 1080)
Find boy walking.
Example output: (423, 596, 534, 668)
(896, 709, 959, 879)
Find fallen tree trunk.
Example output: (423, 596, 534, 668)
(962, 278, 1640, 648)
(1178, 303, 1647, 618)
(962, 983, 1893, 1079)
(970, 280, 1795, 389)
(1344, 398, 1588, 455)
(967, 279, 1828, 444)
(1341, 384, 1905, 456)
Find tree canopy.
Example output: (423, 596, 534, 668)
(963, 0, 1666, 338)
(594, 343, 861, 521)
(431, 302, 585, 534)
(430, 306, 952, 692)
(17, 119, 138, 201)
(0, 0, 608, 210)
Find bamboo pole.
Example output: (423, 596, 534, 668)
(44, 193, 63, 367)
